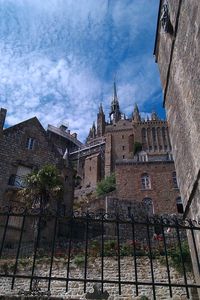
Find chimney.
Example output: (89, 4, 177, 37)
(0, 108, 7, 130)
(72, 133, 77, 139)
(59, 124, 68, 131)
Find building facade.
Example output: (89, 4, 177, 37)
(154, 0, 200, 291)
(71, 83, 181, 216)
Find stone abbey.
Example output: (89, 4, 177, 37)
(71, 82, 181, 216)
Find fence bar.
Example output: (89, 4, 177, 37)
(161, 220, 172, 298)
(84, 216, 89, 293)
(66, 218, 73, 292)
(146, 221, 156, 300)
(190, 227, 200, 274)
(11, 213, 26, 289)
(176, 224, 189, 298)
(0, 212, 10, 258)
(101, 215, 104, 293)
(116, 218, 121, 295)
(48, 214, 58, 291)
(30, 215, 42, 290)
(131, 218, 138, 296)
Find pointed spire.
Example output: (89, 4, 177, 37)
(132, 103, 141, 122)
(113, 80, 118, 101)
(134, 103, 139, 113)
(99, 103, 104, 114)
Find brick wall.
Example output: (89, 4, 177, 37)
(115, 161, 180, 215)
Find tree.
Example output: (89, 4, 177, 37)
(19, 164, 63, 209)
(96, 174, 116, 197)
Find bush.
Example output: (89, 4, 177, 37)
(133, 142, 142, 155)
(168, 241, 192, 274)
(73, 255, 85, 266)
(96, 174, 116, 197)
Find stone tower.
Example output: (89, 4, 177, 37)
(109, 81, 121, 124)
(97, 103, 105, 137)
(132, 103, 141, 122)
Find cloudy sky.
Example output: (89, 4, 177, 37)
(0, 0, 163, 142)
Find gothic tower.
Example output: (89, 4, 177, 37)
(97, 103, 105, 137)
(109, 81, 121, 124)
(132, 103, 141, 122)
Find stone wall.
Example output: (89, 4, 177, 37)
(0, 257, 195, 300)
(154, 0, 200, 292)
(115, 161, 180, 215)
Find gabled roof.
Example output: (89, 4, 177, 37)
(4, 117, 46, 135)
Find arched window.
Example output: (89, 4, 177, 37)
(176, 197, 183, 214)
(152, 127, 156, 143)
(172, 171, 178, 188)
(141, 173, 151, 190)
(143, 198, 153, 215)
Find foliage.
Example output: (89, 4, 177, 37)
(140, 296, 149, 300)
(104, 240, 118, 256)
(96, 173, 116, 197)
(167, 241, 192, 274)
(18, 164, 63, 208)
(73, 255, 85, 266)
(133, 141, 142, 155)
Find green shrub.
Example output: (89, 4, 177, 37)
(96, 174, 116, 197)
(104, 240, 118, 256)
(133, 142, 142, 155)
(73, 255, 85, 266)
(140, 296, 149, 300)
(168, 241, 192, 274)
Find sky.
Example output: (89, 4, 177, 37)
(0, 0, 164, 142)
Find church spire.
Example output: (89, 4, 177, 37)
(113, 80, 118, 102)
(132, 103, 141, 122)
(110, 80, 121, 124)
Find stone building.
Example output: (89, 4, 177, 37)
(154, 0, 200, 292)
(71, 83, 181, 216)
(0, 108, 78, 242)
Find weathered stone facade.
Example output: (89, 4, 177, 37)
(72, 84, 181, 216)
(0, 109, 76, 242)
(154, 0, 200, 294)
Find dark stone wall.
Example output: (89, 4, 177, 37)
(155, 0, 200, 292)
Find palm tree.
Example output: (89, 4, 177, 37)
(19, 164, 63, 209)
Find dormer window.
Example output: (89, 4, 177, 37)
(26, 137, 35, 150)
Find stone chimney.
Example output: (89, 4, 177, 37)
(0, 108, 7, 130)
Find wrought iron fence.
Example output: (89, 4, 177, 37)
(0, 206, 199, 299)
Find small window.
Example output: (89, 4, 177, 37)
(141, 173, 151, 190)
(122, 135, 124, 139)
(122, 155, 125, 159)
(26, 137, 35, 150)
(89, 166, 92, 171)
(172, 171, 178, 188)
(143, 198, 153, 215)
(176, 197, 184, 214)
(122, 146, 125, 150)
(127, 206, 131, 218)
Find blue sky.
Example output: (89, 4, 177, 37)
(0, 0, 164, 142)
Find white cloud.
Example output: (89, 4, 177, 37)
(0, 0, 162, 141)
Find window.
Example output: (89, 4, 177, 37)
(143, 198, 153, 215)
(141, 173, 151, 190)
(122, 135, 124, 139)
(26, 137, 35, 150)
(122, 155, 125, 159)
(152, 127, 156, 143)
(127, 206, 132, 218)
(122, 146, 125, 150)
(172, 171, 178, 188)
(176, 197, 184, 214)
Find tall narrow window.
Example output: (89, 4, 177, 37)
(26, 137, 35, 150)
(172, 171, 178, 188)
(141, 173, 151, 190)
(143, 198, 153, 215)
(152, 127, 156, 143)
(176, 197, 184, 214)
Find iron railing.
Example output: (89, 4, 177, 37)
(0, 207, 199, 299)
